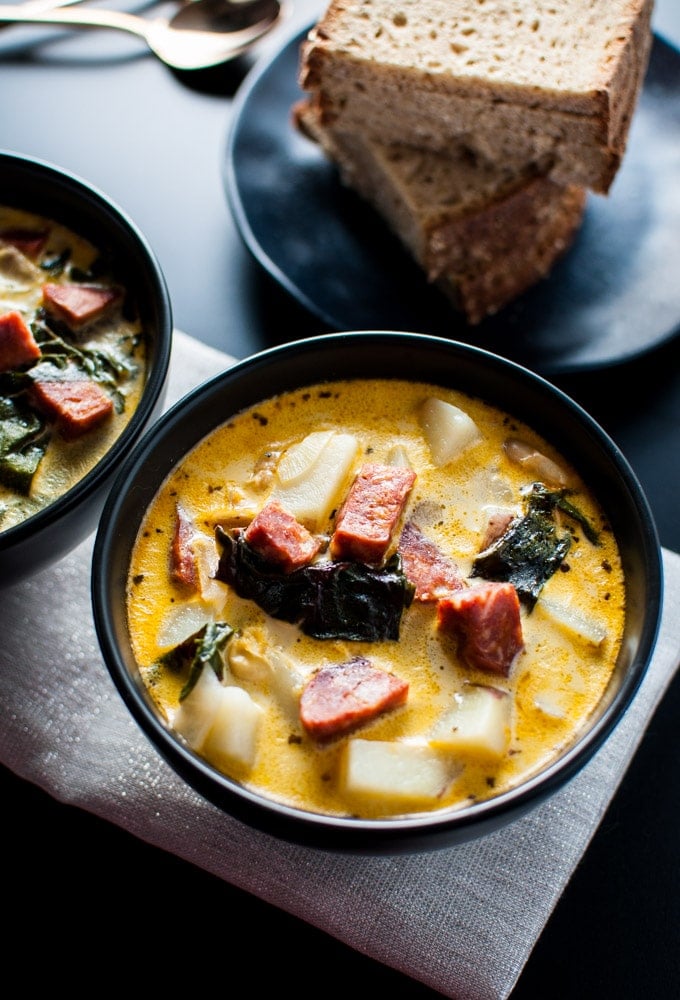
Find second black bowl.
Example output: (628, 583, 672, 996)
(0, 151, 172, 586)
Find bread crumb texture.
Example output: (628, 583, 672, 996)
(312, 0, 651, 93)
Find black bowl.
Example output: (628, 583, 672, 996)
(0, 151, 172, 586)
(91, 331, 663, 853)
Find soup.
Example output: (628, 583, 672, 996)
(126, 378, 625, 819)
(0, 205, 147, 530)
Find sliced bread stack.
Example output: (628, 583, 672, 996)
(295, 0, 654, 324)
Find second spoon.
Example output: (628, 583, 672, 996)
(0, 0, 286, 71)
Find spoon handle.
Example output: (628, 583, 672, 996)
(0, 0, 174, 41)
(0, 4, 154, 38)
(4, 0, 93, 11)
(0, 0, 100, 31)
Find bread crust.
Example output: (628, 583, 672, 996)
(294, 100, 586, 324)
(435, 183, 586, 323)
(299, 0, 653, 193)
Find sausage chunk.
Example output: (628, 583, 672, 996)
(244, 499, 321, 572)
(330, 463, 416, 563)
(171, 503, 200, 590)
(299, 656, 409, 742)
(437, 581, 524, 677)
(30, 378, 114, 439)
(398, 521, 464, 601)
(0, 311, 41, 371)
(42, 283, 119, 328)
(0, 228, 49, 258)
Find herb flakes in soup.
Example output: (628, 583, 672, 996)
(126, 379, 625, 820)
(0, 205, 147, 530)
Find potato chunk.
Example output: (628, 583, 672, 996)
(342, 739, 456, 805)
(539, 596, 607, 646)
(419, 397, 482, 466)
(430, 684, 511, 758)
(276, 430, 334, 484)
(172, 667, 263, 770)
(203, 686, 264, 770)
(172, 663, 223, 750)
(271, 431, 359, 529)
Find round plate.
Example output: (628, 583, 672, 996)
(224, 28, 680, 376)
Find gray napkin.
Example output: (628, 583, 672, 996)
(1, 330, 678, 1000)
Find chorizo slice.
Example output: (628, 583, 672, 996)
(397, 521, 464, 601)
(171, 503, 201, 590)
(330, 463, 416, 563)
(42, 282, 119, 328)
(244, 499, 321, 572)
(30, 377, 114, 439)
(0, 227, 49, 258)
(437, 581, 524, 677)
(299, 656, 409, 742)
(0, 310, 41, 372)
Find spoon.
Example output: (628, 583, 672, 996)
(0, 0, 286, 71)
(0, 0, 170, 30)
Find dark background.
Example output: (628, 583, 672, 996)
(2, 1, 679, 996)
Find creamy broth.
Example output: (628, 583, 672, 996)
(0, 205, 147, 530)
(126, 379, 625, 819)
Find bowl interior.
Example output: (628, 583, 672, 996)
(0, 151, 172, 580)
(92, 331, 663, 852)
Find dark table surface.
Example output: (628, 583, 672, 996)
(3, 1, 679, 995)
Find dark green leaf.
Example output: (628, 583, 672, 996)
(40, 248, 70, 275)
(31, 317, 137, 397)
(158, 621, 235, 702)
(554, 492, 601, 545)
(0, 443, 47, 493)
(298, 556, 415, 640)
(215, 527, 415, 642)
(0, 395, 47, 492)
(69, 253, 112, 282)
(0, 370, 32, 395)
(471, 483, 574, 610)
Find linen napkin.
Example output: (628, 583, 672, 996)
(1, 329, 677, 1000)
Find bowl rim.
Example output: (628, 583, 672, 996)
(91, 330, 664, 851)
(0, 149, 173, 551)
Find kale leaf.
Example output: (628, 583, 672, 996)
(470, 482, 597, 610)
(551, 490, 601, 545)
(0, 312, 139, 495)
(0, 395, 48, 493)
(39, 248, 71, 276)
(158, 621, 235, 701)
(32, 316, 137, 399)
(215, 527, 415, 642)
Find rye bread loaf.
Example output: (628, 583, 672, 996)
(294, 99, 587, 324)
(299, 0, 653, 193)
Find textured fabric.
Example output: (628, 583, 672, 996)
(1, 330, 678, 1000)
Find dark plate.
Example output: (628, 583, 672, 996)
(224, 28, 680, 376)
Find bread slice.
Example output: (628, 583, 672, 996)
(293, 99, 586, 324)
(299, 0, 653, 193)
